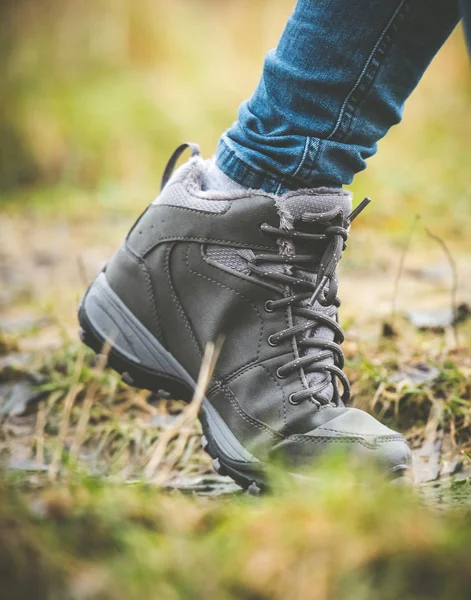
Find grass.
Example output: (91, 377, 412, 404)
(1, 320, 470, 485)
(18, 342, 210, 484)
(3, 461, 471, 600)
(2, 1, 471, 597)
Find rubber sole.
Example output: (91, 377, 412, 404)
(78, 273, 267, 494)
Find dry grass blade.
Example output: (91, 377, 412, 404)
(413, 395, 444, 483)
(425, 227, 459, 347)
(391, 214, 420, 324)
(130, 391, 159, 416)
(48, 349, 85, 480)
(69, 344, 111, 463)
(34, 401, 47, 468)
(371, 381, 386, 413)
(144, 337, 223, 482)
(76, 254, 89, 289)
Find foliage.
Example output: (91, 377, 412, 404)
(3, 460, 471, 600)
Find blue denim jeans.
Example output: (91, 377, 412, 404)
(216, 0, 462, 193)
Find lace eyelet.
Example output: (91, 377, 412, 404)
(268, 335, 278, 347)
(265, 300, 275, 312)
(288, 393, 300, 405)
(276, 367, 287, 379)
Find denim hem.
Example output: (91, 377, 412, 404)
(217, 137, 342, 192)
(274, 137, 327, 194)
(216, 138, 291, 194)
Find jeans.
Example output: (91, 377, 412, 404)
(216, 0, 462, 193)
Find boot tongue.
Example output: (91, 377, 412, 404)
(276, 188, 352, 405)
(278, 188, 352, 225)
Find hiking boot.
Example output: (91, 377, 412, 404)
(78, 143, 412, 491)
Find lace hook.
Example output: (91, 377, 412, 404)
(307, 274, 329, 307)
(347, 197, 371, 224)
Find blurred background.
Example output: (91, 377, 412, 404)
(1, 0, 292, 192)
(1, 0, 470, 198)
(1, 0, 471, 334)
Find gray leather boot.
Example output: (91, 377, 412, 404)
(78, 143, 412, 491)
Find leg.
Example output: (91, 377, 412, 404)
(215, 0, 460, 193)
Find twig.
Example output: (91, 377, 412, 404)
(425, 228, 459, 346)
(144, 337, 223, 482)
(391, 215, 420, 323)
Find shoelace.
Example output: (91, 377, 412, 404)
(249, 198, 371, 408)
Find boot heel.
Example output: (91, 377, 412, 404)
(78, 272, 194, 400)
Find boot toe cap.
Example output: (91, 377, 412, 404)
(269, 408, 412, 475)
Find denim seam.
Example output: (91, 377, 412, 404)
(288, 138, 324, 191)
(275, 135, 313, 195)
(326, 0, 410, 143)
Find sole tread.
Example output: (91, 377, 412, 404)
(247, 482, 261, 496)
(121, 372, 134, 386)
